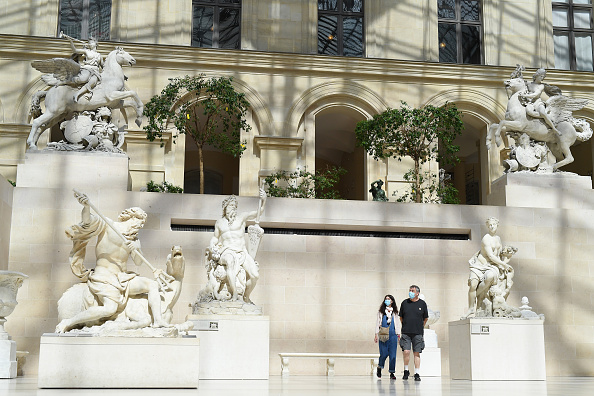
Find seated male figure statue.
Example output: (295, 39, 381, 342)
(56, 192, 170, 333)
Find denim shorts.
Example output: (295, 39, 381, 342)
(399, 333, 425, 353)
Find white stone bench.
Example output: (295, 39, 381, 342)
(278, 353, 379, 377)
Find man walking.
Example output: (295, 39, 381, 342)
(399, 285, 428, 381)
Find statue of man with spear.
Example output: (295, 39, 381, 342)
(56, 190, 173, 333)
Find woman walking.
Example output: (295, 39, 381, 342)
(374, 294, 401, 379)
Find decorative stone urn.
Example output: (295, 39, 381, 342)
(0, 271, 28, 340)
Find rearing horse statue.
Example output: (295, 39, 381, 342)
(27, 47, 143, 150)
(487, 76, 592, 170)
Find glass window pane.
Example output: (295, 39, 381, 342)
(192, 6, 214, 48)
(575, 34, 594, 70)
(343, 16, 363, 56)
(438, 23, 457, 62)
(552, 8, 569, 27)
(574, 9, 591, 29)
(219, 7, 241, 49)
(318, 0, 338, 11)
(461, 0, 480, 21)
(461, 24, 481, 63)
(318, 15, 338, 55)
(343, 0, 363, 13)
(573, 0, 591, 5)
(554, 33, 571, 69)
(88, 0, 111, 41)
(59, 0, 83, 39)
(438, 0, 456, 19)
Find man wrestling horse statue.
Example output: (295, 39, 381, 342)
(28, 45, 143, 150)
(487, 66, 592, 170)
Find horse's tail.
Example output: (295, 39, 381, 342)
(573, 118, 593, 142)
(30, 90, 47, 119)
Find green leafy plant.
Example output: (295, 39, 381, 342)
(7, 179, 16, 187)
(395, 170, 459, 204)
(146, 180, 183, 193)
(143, 74, 251, 194)
(355, 102, 464, 203)
(263, 166, 347, 199)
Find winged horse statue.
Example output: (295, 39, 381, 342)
(27, 46, 143, 150)
(487, 67, 592, 170)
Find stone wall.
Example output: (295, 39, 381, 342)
(5, 174, 594, 376)
(0, 0, 551, 65)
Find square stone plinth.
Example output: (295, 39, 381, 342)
(38, 334, 199, 388)
(186, 315, 269, 379)
(16, 150, 129, 191)
(448, 318, 545, 380)
(487, 172, 594, 209)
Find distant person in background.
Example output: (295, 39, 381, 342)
(399, 285, 428, 381)
(374, 294, 401, 379)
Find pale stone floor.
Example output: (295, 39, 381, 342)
(2, 376, 594, 396)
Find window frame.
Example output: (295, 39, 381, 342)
(57, 0, 112, 41)
(552, 0, 594, 71)
(317, 0, 365, 57)
(191, 0, 242, 49)
(437, 0, 483, 64)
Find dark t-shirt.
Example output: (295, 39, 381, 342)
(399, 298, 429, 335)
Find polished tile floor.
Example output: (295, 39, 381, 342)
(2, 376, 594, 396)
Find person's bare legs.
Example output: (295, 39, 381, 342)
(128, 277, 170, 327)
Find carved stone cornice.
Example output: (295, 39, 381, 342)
(254, 136, 304, 151)
(3, 34, 594, 91)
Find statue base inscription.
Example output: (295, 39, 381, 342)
(487, 172, 594, 209)
(38, 334, 199, 388)
(448, 318, 545, 380)
(186, 314, 269, 379)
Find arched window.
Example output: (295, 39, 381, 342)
(318, 0, 364, 57)
(438, 0, 482, 64)
(58, 0, 111, 41)
(192, 0, 241, 49)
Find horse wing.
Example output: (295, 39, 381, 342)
(31, 58, 80, 85)
(546, 96, 589, 125)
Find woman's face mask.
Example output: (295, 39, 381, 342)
(385, 299, 391, 306)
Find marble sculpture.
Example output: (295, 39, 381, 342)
(0, 270, 28, 379)
(194, 189, 266, 314)
(463, 217, 519, 318)
(56, 190, 191, 336)
(487, 65, 592, 171)
(27, 34, 143, 151)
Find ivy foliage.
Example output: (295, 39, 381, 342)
(146, 180, 183, 193)
(263, 167, 347, 199)
(143, 74, 251, 193)
(355, 102, 464, 203)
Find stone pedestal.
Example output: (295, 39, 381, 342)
(0, 339, 17, 378)
(487, 172, 594, 209)
(187, 314, 269, 379)
(16, 150, 129, 190)
(38, 334, 200, 388)
(421, 346, 442, 377)
(448, 318, 545, 380)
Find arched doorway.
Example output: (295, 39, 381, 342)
(442, 113, 488, 204)
(314, 106, 366, 200)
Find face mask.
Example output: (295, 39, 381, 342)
(385, 300, 391, 306)
(409, 291, 416, 299)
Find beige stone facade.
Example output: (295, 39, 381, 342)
(0, 0, 593, 377)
